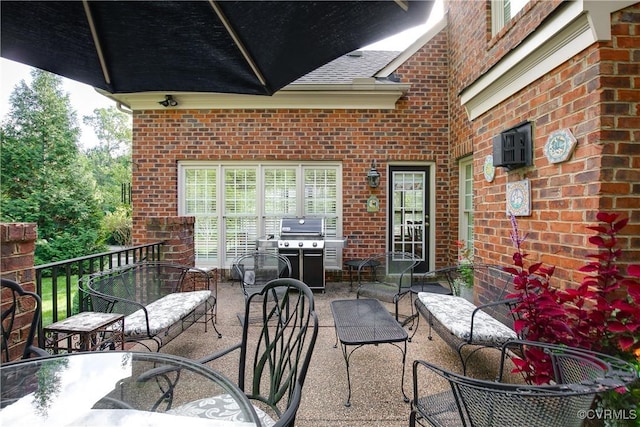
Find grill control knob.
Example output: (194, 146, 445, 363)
(284, 241, 289, 247)
(298, 241, 303, 247)
(312, 241, 318, 247)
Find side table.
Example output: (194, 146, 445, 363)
(44, 312, 125, 353)
(343, 258, 381, 289)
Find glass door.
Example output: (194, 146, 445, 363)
(389, 166, 430, 273)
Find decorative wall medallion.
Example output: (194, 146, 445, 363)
(367, 195, 380, 213)
(544, 129, 577, 164)
(506, 179, 531, 216)
(483, 155, 495, 182)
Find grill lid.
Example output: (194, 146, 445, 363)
(279, 218, 324, 237)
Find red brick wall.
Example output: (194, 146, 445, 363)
(144, 216, 195, 267)
(0, 223, 38, 362)
(131, 32, 451, 266)
(447, 2, 640, 290)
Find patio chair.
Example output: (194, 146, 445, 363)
(1, 278, 49, 363)
(191, 278, 319, 427)
(410, 340, 638, 427)
(355, 251, 419, 326)
(232, 251, 292, 300)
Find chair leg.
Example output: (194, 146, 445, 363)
(408, 312, 420, 342)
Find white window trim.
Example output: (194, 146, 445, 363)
(491, 0, 508, 36)
(178, 161, 343, 269)
(458, 156, 474, 249)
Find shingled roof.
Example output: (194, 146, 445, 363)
(292, 50, 401, 84)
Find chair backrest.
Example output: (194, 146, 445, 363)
(1, 278, 44, 362)
(452, 374, 596, 427)
(414, 356, 632, 427)
(359, 251, 418, 291)
(85, 262, 201, 316)
(232, 252, 292, 299)
(239, 278, 318, 427)
(413, 340, 636, 427)
(499, 339, 639, 387)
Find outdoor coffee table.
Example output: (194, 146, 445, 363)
(331, 298, 409, 407)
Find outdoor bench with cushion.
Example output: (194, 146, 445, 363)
(84, 261, 221, 351)
(415, 290, 520, 373)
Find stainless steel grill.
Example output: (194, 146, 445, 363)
(277, 218, 325, 291)
(256, 217, 348, 291)
(278, 218, 325, 249)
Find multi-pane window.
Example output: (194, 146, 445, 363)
(184, 168, 218, 265)
(179, 162, 342, 269)
(224, 168, 258, 262)
(264, 167, 297, 238)
(459, 157, 474, 256)
(491, 0, 528, 36)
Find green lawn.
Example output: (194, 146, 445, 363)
(40, 276, 80, 327)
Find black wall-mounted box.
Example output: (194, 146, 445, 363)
(493, 121, 533, 170)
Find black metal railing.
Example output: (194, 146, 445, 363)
(35, 242, 165, 330)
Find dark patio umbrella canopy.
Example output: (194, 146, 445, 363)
(1, 1, 433, 95)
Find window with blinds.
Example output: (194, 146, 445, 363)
(184, 168, 218, 265)
(179, 162, 342, 269)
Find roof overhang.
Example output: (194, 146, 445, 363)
(101, 78, 410, 111)
(459, 0, 637, 121)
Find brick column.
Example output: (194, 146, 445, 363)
(145, 216, 195, 267)
(1, 222, 38, 362)
(0, 222, 37, 287)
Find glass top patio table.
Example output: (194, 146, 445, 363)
(0, 351, 258, 427)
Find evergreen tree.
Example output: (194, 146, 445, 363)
(83, 106, 132, 214)
(0, 69, 105, 263)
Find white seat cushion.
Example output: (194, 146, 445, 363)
(418, 292, 517, 345)
(168, 394, 275, 427)
(124, 290, 211, 336)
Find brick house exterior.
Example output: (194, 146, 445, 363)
(110, 0, 638, 288)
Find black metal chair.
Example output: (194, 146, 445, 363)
(191, 278, 318, 427)
(410, 340, 638, 427)
(232, 251, 292, 300)
(1, 278, 49, 363)
(355, 251, 419, 326)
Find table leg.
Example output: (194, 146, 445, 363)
(339, 343, 366, 407)
(338, 342, 408, 406)
(400, 340, 409, 402)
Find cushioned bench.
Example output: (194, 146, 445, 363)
(85, 262, 221, 351)
(415, 292, 519, 373)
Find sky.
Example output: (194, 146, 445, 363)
(0, 0, 443, 150)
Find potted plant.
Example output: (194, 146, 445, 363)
(455, 240, 474, 301)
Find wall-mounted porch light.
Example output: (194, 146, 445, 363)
(366, 160, 381, 188)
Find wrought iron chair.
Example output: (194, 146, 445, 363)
(232, 251, 292, 300)
(355, 251, 419, 326)
(410, 340, 638, 427)
(1, 278, 49, 363)
(187, 278, 318, 427)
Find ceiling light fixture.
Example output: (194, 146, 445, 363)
(159, 94, 178, 107)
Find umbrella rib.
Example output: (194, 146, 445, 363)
(209, 0, 267, 88)
(83, 0, 111, 85)
(394, 1, 409, 12)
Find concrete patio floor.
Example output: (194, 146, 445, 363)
(156, 280, 501, 427)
